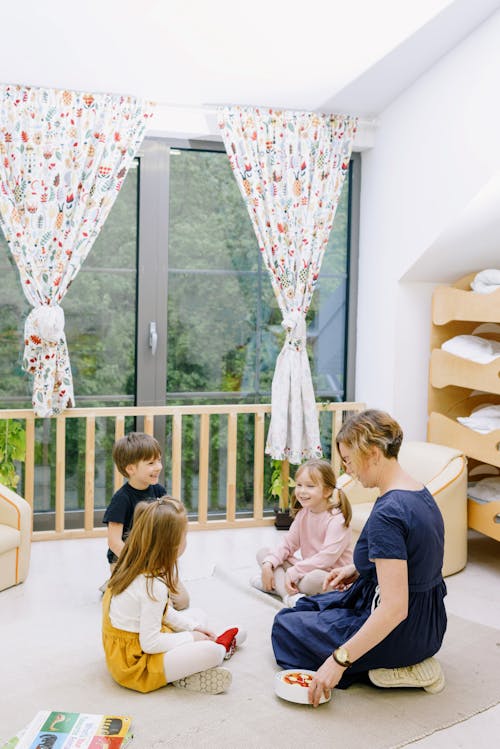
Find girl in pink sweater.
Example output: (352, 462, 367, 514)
(251, 459, 353, 606)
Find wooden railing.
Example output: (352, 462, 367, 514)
(0, 401, 364, 540)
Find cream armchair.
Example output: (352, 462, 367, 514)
(0, 482, 32, 591)
(338, 441, 468, 577)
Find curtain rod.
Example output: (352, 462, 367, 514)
(154, 101, 378, 128)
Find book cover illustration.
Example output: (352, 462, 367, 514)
(13, 711, 132, 749)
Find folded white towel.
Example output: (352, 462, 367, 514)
(457, 404, 500, 433)
(468, 477, 500, 502)
(470, 268, 500, 294)
(441, 335, 500, 364)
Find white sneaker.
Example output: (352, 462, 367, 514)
(282, 593, 305, 608)
(249, 574, 266, 592)
(172, 666, 232, 694)
(235, 629, 247, 647)
(369, 657, 445, 694)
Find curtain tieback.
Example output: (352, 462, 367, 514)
(26, 304, 66, 344)
(282, 314, 306, 352)
(24, 305, 66, 373)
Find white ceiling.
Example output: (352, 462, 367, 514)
(1, 0, 498, 118)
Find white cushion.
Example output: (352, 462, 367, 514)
(457, 404, 500, 434)
(398, 441, 463, 486)
(468, 477, 500, 502)
(349, 503, 373, 533)
(0, 525, 21, 555)
(470, 268, 500, 294)
(441, 335, 500, 364)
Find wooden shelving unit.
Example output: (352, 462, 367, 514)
(428, 273, 500, 541)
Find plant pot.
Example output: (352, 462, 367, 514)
(274, 508, 293, 531)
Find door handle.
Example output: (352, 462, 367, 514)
(149, 321, 158, 356)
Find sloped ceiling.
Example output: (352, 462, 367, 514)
(402, 174, 500, 283)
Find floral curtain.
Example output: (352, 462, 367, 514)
(218, 106, 357, 463)
(0, 84, 153, 416)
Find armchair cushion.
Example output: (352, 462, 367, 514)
(0, 482, 32, 591)
(338, 441, 468, 577)
(0, 526, 21, 556)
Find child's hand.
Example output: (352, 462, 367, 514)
(323, 564, 358, 591)
(261, 562, 275, 592)
(192, 626, 216, 641)
(284, 570, 299, 596)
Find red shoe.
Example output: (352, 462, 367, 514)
(216, 627, 239, 659)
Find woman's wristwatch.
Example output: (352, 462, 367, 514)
(332, 646, 352, 668)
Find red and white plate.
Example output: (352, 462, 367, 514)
(274, 669, 331, 704)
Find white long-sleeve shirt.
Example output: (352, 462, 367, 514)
(263, 507, 352, 584)
(109, 574, 201, 654)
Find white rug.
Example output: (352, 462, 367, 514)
(1, 565, 500, 749)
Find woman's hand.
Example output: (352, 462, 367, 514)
(192, 626, 216, 641)
(308, 655, 345, 707)
(261, 562, 275, 592)
(323, 564, 359, 592)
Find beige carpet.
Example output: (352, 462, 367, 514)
(1, 566, 499, 749)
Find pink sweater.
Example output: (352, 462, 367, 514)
(263, 507, 352, 584)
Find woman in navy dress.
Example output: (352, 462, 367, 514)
(271, 410, 447, 706)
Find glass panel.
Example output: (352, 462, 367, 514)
(64, 161, 138, 406)
(307, 165, 351, 400)
(169, 149, 258, 271)
(167, 147, 268, 401)
(0, 161, 138, 408)
(322, 168, 350, 276)
(167, 271, 260, 395)
(0, 247, 32, 406)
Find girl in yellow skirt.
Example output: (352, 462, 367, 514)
(102, 497, 244, 694)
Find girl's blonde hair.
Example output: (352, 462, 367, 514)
(109, 497, 187, 599)
(336, 409, 403, 470)
(291, 458, 351, 527)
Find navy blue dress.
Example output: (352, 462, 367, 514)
(271, 487, 447, 688)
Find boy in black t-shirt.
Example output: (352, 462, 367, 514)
(100, 432, 189, 609)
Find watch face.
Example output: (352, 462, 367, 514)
(336, 647, 350, 664)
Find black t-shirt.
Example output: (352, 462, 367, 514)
(102, 482, 166, 563)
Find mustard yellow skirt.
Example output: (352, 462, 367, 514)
(102, 588, 168, 693)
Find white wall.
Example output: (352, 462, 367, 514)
(356, 9, 500, 439)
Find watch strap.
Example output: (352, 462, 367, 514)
(332, 648, 352, 668)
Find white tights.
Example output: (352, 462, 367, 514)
(162, 608, 227, 683)
(163, 640, 226, 682)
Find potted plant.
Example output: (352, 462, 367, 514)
(0, 419, 26, 490)
(269, 459, 296, 530)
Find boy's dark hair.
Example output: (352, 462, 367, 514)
(112, 432, 162, 478)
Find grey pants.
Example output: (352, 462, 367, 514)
(255, 546, 328, 600)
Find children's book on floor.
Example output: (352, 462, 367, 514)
(2, 710, 133, 749)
